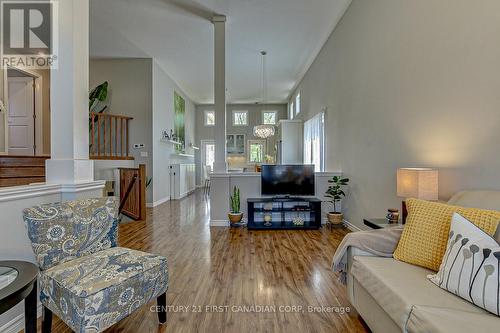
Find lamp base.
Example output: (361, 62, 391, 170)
(402, 200, 408, 224)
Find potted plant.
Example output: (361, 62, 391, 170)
(325, 176, 350, 226)
(228, 186, 243, 224)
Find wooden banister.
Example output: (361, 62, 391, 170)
(90, 112, 134, 160)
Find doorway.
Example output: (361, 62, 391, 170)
(4, 68, 45, 156)
(201, 140, 215, 182)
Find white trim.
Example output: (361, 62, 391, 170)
(316, 171, 343, 177)
(343, 219, 361, 232)
(60, 180, 105, 193)
(147, 196, 170, 208)
(210, 219, 230, 227)
(0, 181, 105, 203)
(210, 172, 260, 178)
(0, 183, 61, 202)
(0, 304, 42, 333)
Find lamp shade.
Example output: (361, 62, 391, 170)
(397, 168, 439, 201)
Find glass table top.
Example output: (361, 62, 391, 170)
(0, 266, 18, 291)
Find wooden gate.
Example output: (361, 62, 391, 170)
(119, 164, 146, 221)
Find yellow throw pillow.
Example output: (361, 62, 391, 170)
(393, 198, 500, 271)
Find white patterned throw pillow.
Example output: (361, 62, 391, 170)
(429, 213, 500, 316)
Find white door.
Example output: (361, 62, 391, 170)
(8, 77, 35, 156)
(201, 140, 215, 181)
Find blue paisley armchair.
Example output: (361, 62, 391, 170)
(23, 197, 168, 333)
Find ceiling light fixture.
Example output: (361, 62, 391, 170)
(253, 51, 275, 140)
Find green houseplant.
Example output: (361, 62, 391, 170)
(228, 186, 243, 224)
(89, 82, 109, 151)
(325, 176, 350, 226)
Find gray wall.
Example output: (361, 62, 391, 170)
(152, 60, 196, 205)
(289, 0, 500, 230)
(90, 58, 154, 202)
(194, 104, 287, 185)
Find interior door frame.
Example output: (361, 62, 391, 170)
(200, 139, 215, 181)
(3, 66, 44, 156)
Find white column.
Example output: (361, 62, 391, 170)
(46, 0, 94, 185)
(212, 15, 227, 173)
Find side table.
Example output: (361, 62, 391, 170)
(363, 218, 403, 230)
(0, 261, 38, 333)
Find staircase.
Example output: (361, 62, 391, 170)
(0, 156, 49, 187)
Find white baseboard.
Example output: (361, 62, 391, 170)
(147, 196, 170, 208)
(0, 304, 42, 333)
(343, 219, 361, 232)
(210, 219, 229, 227)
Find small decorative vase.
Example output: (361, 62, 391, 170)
(228, 213, 243, 224)
(386, 208, 400, 223)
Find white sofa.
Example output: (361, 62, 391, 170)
(347, 191, 500, 333)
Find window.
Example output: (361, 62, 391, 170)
(295, 92, 301, 116)
(248, 140, 266, 163)
(304, 112, 325, 172)
(289, 102, 295, 119)
(232, 110, 248, 126)
(204, 110, 215, 126)
(262, 111, 277, 125)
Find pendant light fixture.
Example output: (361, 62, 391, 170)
(253, 51, 275, 139)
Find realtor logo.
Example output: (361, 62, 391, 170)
(1, 0, 58, 69)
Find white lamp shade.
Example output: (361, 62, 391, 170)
(397, 168, 439, 201)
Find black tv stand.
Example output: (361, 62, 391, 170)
(247, 197, 321, 230)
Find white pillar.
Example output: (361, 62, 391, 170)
(46, 0, 94, 185)
(212, 15, 227, 173)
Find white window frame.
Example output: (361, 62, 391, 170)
(247, 139, 266, 164)
(289, 101, 295, 120)
(232, 110, 248, 126)
(262, 110, 278, 125)
(303, 112, 325, 172)
(204, 110, 215, 126)
(295, 92, 301, 116)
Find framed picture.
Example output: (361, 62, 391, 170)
(227, 134, 245, 154)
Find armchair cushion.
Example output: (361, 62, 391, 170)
(23, 197, 119, 270)
(39, 247, 168, 333)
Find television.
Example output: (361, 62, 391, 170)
(261, 165, 315, 196)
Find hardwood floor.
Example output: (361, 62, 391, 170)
(46, 190, 368, 333)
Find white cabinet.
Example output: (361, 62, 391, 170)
(170, 164, 196, 199)
(276, 120, 303, 164)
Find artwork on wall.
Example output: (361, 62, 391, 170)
(174, 91, 185, 152)
(227, 134, 245, 154)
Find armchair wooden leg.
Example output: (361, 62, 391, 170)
(157, 292, 167, 324)
(42, 306, 53, 333)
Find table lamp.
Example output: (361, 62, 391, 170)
(397, 168, 439, 223)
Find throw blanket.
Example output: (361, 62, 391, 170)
(332, 226, 404, 284)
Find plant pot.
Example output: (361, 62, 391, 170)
(228, 212, 243, 224)
(327, 212, 344, 226)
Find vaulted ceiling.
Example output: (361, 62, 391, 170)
(90, 0, 351, 104)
